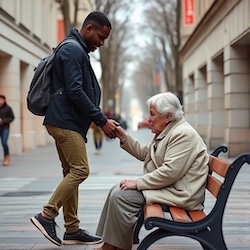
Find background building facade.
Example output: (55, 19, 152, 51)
(1, 0, 249, 158)
(0, 0, 58, 155)
(0, 0, 92, 157)
(181, 0, 250, 157)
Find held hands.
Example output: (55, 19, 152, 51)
(115, 125, 127, 143)
(101, 120, 127, 142)
(120, 179, 137, 190)
(101, 119, 119, 139)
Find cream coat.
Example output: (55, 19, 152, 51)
(121, 117, 209, 210)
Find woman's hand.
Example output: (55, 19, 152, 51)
(120, 179, 137, 190)
(115, 126, 127, 143)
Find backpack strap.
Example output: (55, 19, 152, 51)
(51, 39, 86, 98)
(54, 38, 86, 55)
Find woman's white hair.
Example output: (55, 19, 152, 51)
(146, 92, 184, 121)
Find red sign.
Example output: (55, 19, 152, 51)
(184, 0, 194, 25)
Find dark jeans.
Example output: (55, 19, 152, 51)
(94, 141, 102, 150)
(0, 128, 9, 156)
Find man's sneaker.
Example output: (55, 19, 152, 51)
(63, 229, 102, 245)
(30, 213, 62, 246)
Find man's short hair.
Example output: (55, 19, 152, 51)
(83, 11, 112, 29)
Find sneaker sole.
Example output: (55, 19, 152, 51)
(63, 239, 102, 245)
(30, 217, 61, 246)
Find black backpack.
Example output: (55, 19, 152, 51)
(27, 39, 81, 116)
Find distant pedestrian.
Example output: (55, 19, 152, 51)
(104, 108, 112, 119)
(0, 95, 14, 166)
(92, 123, 104, 154)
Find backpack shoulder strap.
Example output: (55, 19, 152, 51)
(54, 39, 87, 56)
(50, 39, 87, 98)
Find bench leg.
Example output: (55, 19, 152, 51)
(133, 210, 144, 244)
(137, 228, 227, 250)
(137, 229, 172, 250)
(196, 231, 227, 250)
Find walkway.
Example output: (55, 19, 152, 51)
(0, 129, 249, 249)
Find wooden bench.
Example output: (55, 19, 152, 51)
(133, 145, 250, 250)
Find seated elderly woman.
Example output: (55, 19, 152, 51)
(95, 92, 209, 250)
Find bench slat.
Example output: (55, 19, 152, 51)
(169, 207, 192, 222)
(144, 204, 164, 219)
(209, 155, 230, 177)
(189, 210, 206, 221)
(206, 175, 222, 197)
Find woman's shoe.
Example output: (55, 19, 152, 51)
(3, 155, 10, 166)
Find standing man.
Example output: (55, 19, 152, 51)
(30, 11, 118, 246)
(0, 95, 14, 166)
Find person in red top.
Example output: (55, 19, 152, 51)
(0, 95, 15, 166)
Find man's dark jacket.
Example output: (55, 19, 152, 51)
(44, 28, 107, 142)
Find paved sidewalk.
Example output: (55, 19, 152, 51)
(0, 129, 249, 250)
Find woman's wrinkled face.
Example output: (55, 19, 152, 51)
(148, 104, 171, 135)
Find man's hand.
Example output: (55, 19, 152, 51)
(101, 119, 119, 139)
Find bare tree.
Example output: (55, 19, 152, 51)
(88, 0, 136, 113)
(56, 0, 79, 33)
(129, 41, 162, 112)
(141, 0, 182, 97)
